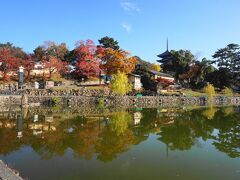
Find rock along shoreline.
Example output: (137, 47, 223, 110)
(0, 160, 23, 180)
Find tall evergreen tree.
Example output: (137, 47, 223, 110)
(98, 36, 120, 50)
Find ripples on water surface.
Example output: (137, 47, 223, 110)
(0, 106, 239, 180)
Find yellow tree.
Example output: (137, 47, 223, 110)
(101, 48, 137, 75)
(111, 71, 132, 95)
(151, 64, 161, 72)
(203, 83, 216, 100)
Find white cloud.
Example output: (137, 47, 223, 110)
(121, 1, 140, 12)
(121, 22, 132, 33)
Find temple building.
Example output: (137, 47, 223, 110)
(155, 40, 176, 87)
(156, 40, 178, 77)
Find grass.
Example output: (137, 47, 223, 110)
(159, 89, 207, 97)
(50, 85, 108, 90)
(172, 89, 240, 97)
(181, 90, 208, 97)
(158, 89, 237, 97)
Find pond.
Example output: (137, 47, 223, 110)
(0, 106, 239, 180)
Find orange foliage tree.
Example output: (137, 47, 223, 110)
(101, 48, 137, 75)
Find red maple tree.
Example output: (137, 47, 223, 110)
(0, 48, 21, 81)
(21, 55, 35, 80)
(74, 40, 103, 78)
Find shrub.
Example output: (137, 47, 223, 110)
(52, 97, 61, 105)
(98, 97, 105, 108)
(221, 87, 233, 96)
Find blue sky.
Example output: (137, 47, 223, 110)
(1, 0, 240, 62)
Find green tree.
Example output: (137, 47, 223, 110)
(161, 49, 195, 84)
(206, 68, 233, 89)
(193, 58, 215, 88)
(213, 43, 240, 73)
(212, 43, 240, 90)
(134, 56, 156, 90)
(98, 36, 120, 50)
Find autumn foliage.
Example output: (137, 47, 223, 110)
(74, 40, 103, 78)
(42, 56, 67, 78)
(111, 71, 132, 95)
(202, 83, 216, 99)
(101, 48, 137, 75)
(0, 48, 21, 80)
(0, 38, 138, 82)
(156, 77, 175, 88)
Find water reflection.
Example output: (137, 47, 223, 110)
(0, 106, 239, 161)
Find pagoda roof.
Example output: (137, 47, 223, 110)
(157, 50, 178, 64)
(157, 50, 173, 58)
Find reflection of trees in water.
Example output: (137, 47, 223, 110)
(158, 106, 240, 158)
(213, 126, 240, 158)
(158, 124, 195, 151)
(109, 111, 132, 136)
(95, 111, 139, 162)
(207, 108, 240, 158)
(0, 106, 239, 160)
(222, 106, 234, 116)
(95, 128, 136, 162)
(0, 119, 22, 155)
(202, 106, 218, 120)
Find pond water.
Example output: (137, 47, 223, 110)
(0, 106, 239, 180)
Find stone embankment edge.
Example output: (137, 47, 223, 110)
(0, 94, 240, 107)
(0, 160, 23, 180)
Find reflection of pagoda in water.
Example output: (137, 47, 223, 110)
(155, 108, 182, 126)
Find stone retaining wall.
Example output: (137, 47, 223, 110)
(0, 95, 22, 106)
(0, 88, 240, 107)
(1, 95, 240, 107)
(22, 88, 113, 97)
